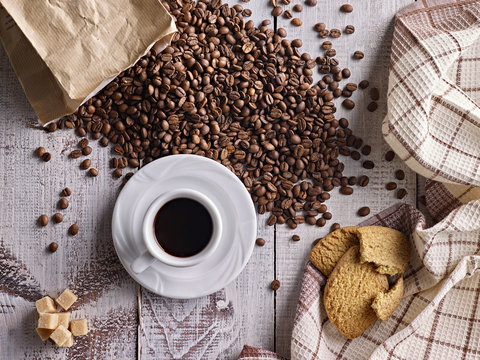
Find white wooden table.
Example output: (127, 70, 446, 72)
(0, 0, 420, 358)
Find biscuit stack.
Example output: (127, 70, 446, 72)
(310, 226, 410, 339)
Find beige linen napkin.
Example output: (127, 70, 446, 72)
(239, 1, 480, 359)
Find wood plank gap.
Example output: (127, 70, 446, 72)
(137, 283, 142, 360)
(273, 223, 277, 352)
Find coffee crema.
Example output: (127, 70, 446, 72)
(153, 198, 213, 257)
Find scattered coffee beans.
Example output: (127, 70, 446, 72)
(48, 242, 58, 253)
(385, 150, 395, 162)
(39, 214, 49, 227)
(46, 122, 57, 133)
(361, 145, 372, 156)
(42, 152, 51, 162)
(293, 4, 303, 11)
(358, 175, 369, 187)
(344, 25, 355, 34)
(69, 224, 79, 236)
(397, 188, 407, 199)
(314, 22, 326, 32)
(359, 80, 369, 89)
(79, 139, 89, 148)
(58, 198, 69, 210)
(395, 169, 405, 180)
(358, 206, 370, 217)
(340, 4, 353, 12)
(80, 159, 91, 170)
(283, 9, 293, 19)
(270, 279, 281, 291)
(272, 6, 283, 16)
(363, 160, 375, 169)
(340, 186, 354, 195)
(305, 0, 317, 6)
(82, 146, 92, 156)
(342, 99, 355, 109)
(256, 237, 266, 246)
(291, 17, 302, 26)
(88, 168, 98, 177)
(113, 168, 123, 178)
(370, 88, 380, 101)
(292, 234, 300, 241)
(52, 213, 63, 224)
(62, 187, 72, 197)
(386, 182, 397, 191)
(353, 51, 364, 59)
(36, 147, 46, 158)
(331, 223, 341, 231)
(367, 102, 378, 112)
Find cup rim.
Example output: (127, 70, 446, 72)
(142, 188, 222, 267)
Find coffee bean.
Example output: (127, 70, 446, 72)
(283, 9, 293, 19)
(359, 80, 369, 89)
(79, 138, 89, 148)
(76, 127, 87, 137)
(35, 147, 46, 157)
(70, 150, 82, 159)
(58, 198, 69, 209)
(395, 169, 405, 180)
(323, 212, 332, 220)
(340, 4, 353, 12)
(342, 68, 351, 78)
(277, 27, 287, 37)
(385, 150, 395, 162)
(267, 214, 277, 226)
(88, 168, 98, 177)
(293, 4, 302, 11)
(305, 0, 317, 5)
(348, 176, 357, 186)
(291, 39, 303, 48)
(316, 217, 326, 227)
(80, 159, 91, 170)
(270, 279, 281, 291)
(292, 234, 300, 241)
(362, 160, 375, 169)
(256, 237, 266, 246)
(272, 6, 283, 16)
(46, 122, 57, 132)
(386, 182, 397, 190)
(113, 169, 123, 178)
(69, 223, 79, 236)
(340, 186, 354, 195)
(291, 18, 302, 26)
(52, 213, 63, 223)
(397, 188, 408, 199)
(314, 22, 326, 32)
(82, 146, 92, 156)
(330, 29, 341, 38)
(331, 223, 341, 231)
(312, 238, 320, 246)
(353, 51, 364, 59)
(38, 214, 48, 226)
(367, 102, 378, 112)
(358, 206, 370, 217)
(62, 187, 72, 197)
(358, 175, 369, 187)
(344, 25, 355, 34)
(48, 242, 58, 253)
(361, 145, 371, 156)
(342, 99, 355, 109)
(370, 87, 380, 100)
(99, 137, 109, 147)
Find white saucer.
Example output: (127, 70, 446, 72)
(112, 155, 257, 299)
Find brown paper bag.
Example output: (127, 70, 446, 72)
(0, 0, 177, 125)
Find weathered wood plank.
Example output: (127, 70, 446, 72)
(0, 45, 138, 359)
(274, 0, 417, 357)
(137, 1, 276, 359)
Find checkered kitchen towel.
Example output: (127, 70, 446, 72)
(240, 1, 480, 359)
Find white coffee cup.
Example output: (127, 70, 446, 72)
(130, 188, 222, 273)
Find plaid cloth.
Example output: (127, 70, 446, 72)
(239, 1, 480, 359)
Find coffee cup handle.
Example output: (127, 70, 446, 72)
(131, 251, 156, 274)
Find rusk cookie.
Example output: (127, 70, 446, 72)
(310, 226, 359, 276)
(323, 246, 388, 339)
(371, 276, 404, 321)
(357, 226, 410, 275)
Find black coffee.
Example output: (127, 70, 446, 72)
(154, 198, 213, 257)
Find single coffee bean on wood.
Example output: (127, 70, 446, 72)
(62, 187, 72, 197)
(361, 145, 372, 155)
(80, 159, 91, 170)
(69, 224, 79, 236)
(88, 168, 98, 177)
(38, 214, 48, 226)
(272, 6, 283, 16)
(82, 146, 92, 156)
(283, 9, 293, 19)
(270, 279, 281, 291)
(397, 188, 408, 199)
(35, 147, 46, 158)
(367, 102, 378, 112)
(331, 223, 341, 231)
(395, 169, 405, 180)
(353, 50, 364, 59)
(292, 234, 300, 242)
(359, 80, 369, 89)
(358, 175, 369, 187)
(291, 18, 302, 26)
(363, 160, 375, 169)
(358, 206, 370, 217)
(48, 242, 58, 253)
(342, 99, 355, 109)
(70, 150, 82, 159)
(340, 186, 354, 195)
(316, 217, 326, 227)
(52, 213, 63, 223)
(58, 198, 69, 210)
(314, 22, 326, 32)
(46, 122, 57, 133)
(385, 150, 395, 162)
(344, 25, 355, 34)
(323, 212, 333, 220)
(256, 238, 266, 247)
(305, 0, 317, 6)
(340, 4, 353, 12)
(79, 138, 89, 148)
(386, 182, 397, 191)
(370, 87, 380, 100)
(113, 169, 123, 178)
(293, 4, 302, 11)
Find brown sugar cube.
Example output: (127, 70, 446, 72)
(36, 328, 54, 341)
(35, 296, 56, 313)
(57, 312, 71, 329)
(56, 289, 77, 310)
(50, 325, 72, 347)
(60, 333, 74, 348)
(38, 313, 58, 330)
(70, 319, 88, 336)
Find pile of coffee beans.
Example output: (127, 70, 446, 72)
(53, 0, 380, 229)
